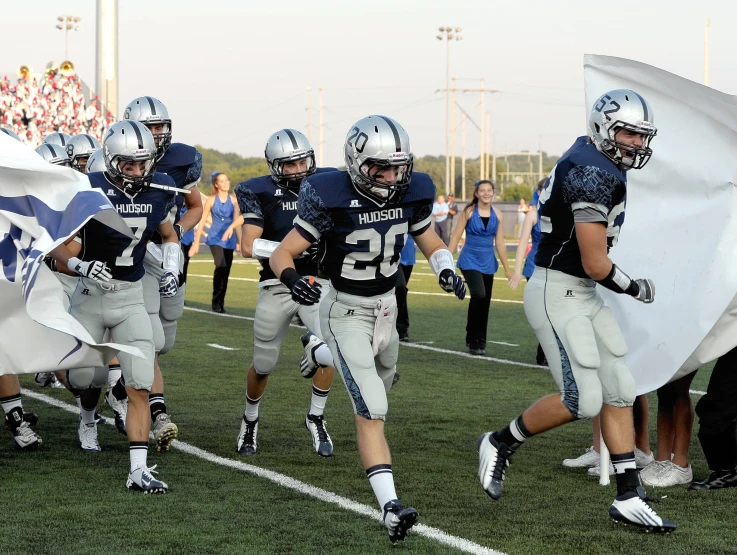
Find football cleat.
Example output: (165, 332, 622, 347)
(688, 467, 737, 491)
(105, 389, 128, 436)
(22, 412, 39, 426)
(34, 372, 56, 387)
(562, 446, 599, 468)
(609, 485, 676, 533)
(236, 415, 258, 456)
(383, 499, 419, 544)
(152, 413, 178, 452)
(392, 371, 401, 386)
(305, 413, 333, 457)
(78, 421, 101, 453)
(10, 420, 42, 451)
(126, 465, 168, 494)
(478, 432, 513, 500)
(299, 332, 327, 379)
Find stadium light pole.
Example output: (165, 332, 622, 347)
(56, 15, 81, 60)
(437, 26, 462, 195)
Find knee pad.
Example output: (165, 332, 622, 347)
(142, 272, 161, 316)
(570, 371, 604, 419)
(602, 358, 637, 408)
(160, 318, 178, 355)
(90, 366, 109, 388)
(564, 316, 600, 369)
(67, 367, 95, 389)
(253, 344, 279, 376)
(592, 306, 628, 357)
(345, 372, 388, 420)
(160, 287, 185, 322)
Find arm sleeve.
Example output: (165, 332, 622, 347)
(563, 165, 620, 224)
(409, 203, 432, 236)
(183, 150, 203, 189)
(294, 179, 333, 242)
(235, 184, 264, 227)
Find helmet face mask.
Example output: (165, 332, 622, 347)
(589, 89, 657, 171)
(344, 115, 413, 206)
(103, 121, 157, 196)
(264, 129, 316, 193)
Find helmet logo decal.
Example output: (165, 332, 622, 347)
(347, 127, 369, 153)
(594, 94, 622, 122)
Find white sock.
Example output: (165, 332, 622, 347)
(309, 385, 329, 417)
(244, 394, 261, 422)
(0, 394, 22, 416)
(107, 365, 122, 388)
(80, 407, 96, 425)
(314, 343, 334, 367)
(366, 464, 397, 509)
(130, 443, 148, 472)
(75, 396, 82, 410)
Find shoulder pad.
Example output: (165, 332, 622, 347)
(235, 174, 274, 195)
(152, 171, 177, 187)
(315, 166, 339, 174)
(302, 171, 353, 208)
(161, 143, 198, 167)
(403, 172, 436, 203)
(568, 140, 625, 183)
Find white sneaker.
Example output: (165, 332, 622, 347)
(639, 460, 668, 483)
(126, 465, 168, 494)
(105, 389, 128, 436)
(642, 460, 693, 487)
(587, 462, 615, 477)
(610, 486, 676, 532)
(635, 448, 654, 468)
(562, 446, 599, 468)
(78, 421, 101, 453)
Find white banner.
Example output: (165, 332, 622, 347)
(0, 133, 144, 375)
(583, 54, 737, 394)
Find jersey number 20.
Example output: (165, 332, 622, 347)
(341, 223, 407, 280)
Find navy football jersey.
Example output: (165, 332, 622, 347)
(235, 167, 337, 282)
(535, 136, 627, 279)
(81, 172, 176, 281)
(151, 143, 202, 244)
(295, 171, 434, 296)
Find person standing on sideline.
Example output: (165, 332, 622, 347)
(179, 204, 196, 286)
(447, 193, 459, 233)
(449, 180, 511, 355)
(477, 89, 675, 532)
(395, 234, 415, 343)
(432, 194, 450, 245)
(191, 172, 241, 313)
(516, 198, 529, 238)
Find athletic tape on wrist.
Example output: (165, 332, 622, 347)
(162, 242, 181, 273)
(429, 249, 455, 277)
(252, 238, 280, 259)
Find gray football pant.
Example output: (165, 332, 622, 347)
(142, 267, 185, 355)
(69, 277, 155, 391)
(320, 288, 398, 420)
(252, 281, 329, 375)
(523, 267, 636, 419)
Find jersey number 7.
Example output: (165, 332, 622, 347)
(116, 217, 147, 266)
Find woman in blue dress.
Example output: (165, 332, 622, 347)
(190, 172, 241, 313)
(449, 180, 512, 355)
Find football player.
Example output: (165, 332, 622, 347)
(49, 120, 178, 493)
(43, 131, 72, 147)
(227, 129, 337, 457)
(270, 116, 466, 544)
(123, 96, 204, 451)
(66, 134, 102, 173)
(35, 143, 71, 167)
(476, 89, 675, 532)
(1, 375, 42, 450)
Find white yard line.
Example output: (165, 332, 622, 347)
(20, 388, 506, 555)
(207, 343, 239, 351)
(186, 274, 524, 304)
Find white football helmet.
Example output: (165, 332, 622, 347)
(35, 143, 71, 167)
(103, 121, 157, 195)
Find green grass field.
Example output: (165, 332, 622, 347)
(4, 254, 734, 555)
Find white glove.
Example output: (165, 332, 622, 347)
(68, 257, 111, 282)
(632, 278, 655, 303)
(159, 271, 179, 298)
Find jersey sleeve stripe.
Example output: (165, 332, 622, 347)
(409, 215, 431, 233)
(294, 217, 319, 242)
(571, 202, 608, 223)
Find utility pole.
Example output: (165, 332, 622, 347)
(319, 86, 324, 167)
(538, 136, 543, 181)
(461, 113, 467, 200)
(492, 133, 497, 183)
(480, 78, 485, 180)
(436, 27, 463, 195)
(486, 111, 491, 182)
(307, 87, 312, 143)
(450, 76, 457, 196)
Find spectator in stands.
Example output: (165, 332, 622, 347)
(449, 180, 511, 356)
(190, 172, 241, 313)
(432, 194, 450, 245)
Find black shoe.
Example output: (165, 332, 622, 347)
(212, 306, 226, 314)
(382, 499, 419, 544)
(392, 371, 401, 386)
(305, 414, 333, 457)
(236, 416, 258, 455)
(22, 412, 39, 426)
(477, 432, 512, 500)
(398, 332, 410, 343)
(609, 486, 676, 533)
(689, 467, 737, 490)
(469, 344, 486, 356)
(536, 343, 548, 366)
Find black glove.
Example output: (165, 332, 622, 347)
(439, 269, 466, 300)
(174, 223, 184, 242)
(280, 268, 322, 305)
(632, 278, 655, 303)
(44, 256, 57, 272)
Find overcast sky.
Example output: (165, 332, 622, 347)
(5, 0, 736, 167)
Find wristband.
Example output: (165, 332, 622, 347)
(279, 267, 302, 290)
(429, 249, 455, 277)
(596, 264, 640, 296)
